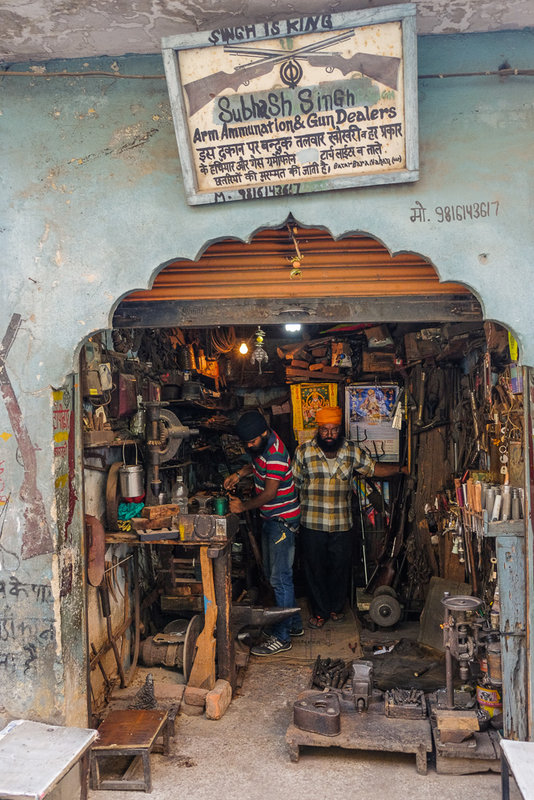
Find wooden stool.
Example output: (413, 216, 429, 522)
(90, 709, 170, 793)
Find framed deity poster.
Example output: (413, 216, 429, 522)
(291, 383, 338, 444)
(162, 4, 418, 204)
(345, 383, 400, 462)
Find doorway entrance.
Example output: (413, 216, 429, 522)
(79, 222, 525, 751)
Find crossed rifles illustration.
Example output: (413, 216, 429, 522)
(184, 29, 401, 116)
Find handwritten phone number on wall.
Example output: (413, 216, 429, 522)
(410, 200, 500, 223)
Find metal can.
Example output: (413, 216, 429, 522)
(214, 495, 229, 515)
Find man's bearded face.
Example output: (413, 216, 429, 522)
(246, 431, 270, 454)
(317, 425, 344, 453)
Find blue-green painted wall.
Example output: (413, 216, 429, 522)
(0, 28, 532, 723)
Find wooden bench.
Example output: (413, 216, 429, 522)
(90, 709, 170, 793)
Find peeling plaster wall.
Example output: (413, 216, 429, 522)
(0, 28, 533, 722)
(1, 0, 533, 62)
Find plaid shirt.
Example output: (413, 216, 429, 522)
(293, 438, 375, 532)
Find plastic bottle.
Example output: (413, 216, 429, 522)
(171, 474, 189, 514)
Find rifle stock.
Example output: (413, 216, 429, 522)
(306, 52, 400, 90)
(184, 60, 277, 116)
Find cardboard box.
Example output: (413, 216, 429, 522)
(364, 325, 393, 349)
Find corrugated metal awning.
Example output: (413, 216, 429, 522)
(124, 227, 470, 302)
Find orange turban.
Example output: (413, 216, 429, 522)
(315, 406, 343, 426)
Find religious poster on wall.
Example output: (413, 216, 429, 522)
(162, 4, 418, 204)
(291, 383, 338, 444)
(345, 383, 399, 462)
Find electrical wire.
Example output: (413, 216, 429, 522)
(1, 68, 532, 80)
(210, 326, 236, 354)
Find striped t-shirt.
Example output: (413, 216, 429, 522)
(251, 432, 300, 524)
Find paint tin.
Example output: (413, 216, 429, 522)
(476, 685, 502, 717)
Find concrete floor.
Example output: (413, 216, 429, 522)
(88, 657, 521, 800)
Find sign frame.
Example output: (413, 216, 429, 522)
(162, 4, 418, 205)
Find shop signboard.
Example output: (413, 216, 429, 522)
(162, 4, 418, 205)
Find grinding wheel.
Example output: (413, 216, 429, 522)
(369, 593, 402, 627)
(105, 461, 122, 531)
(183, 614, 204, 682)
(373, 585, 397, 598)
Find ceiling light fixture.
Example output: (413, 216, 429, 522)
(284, 323, 302, 333)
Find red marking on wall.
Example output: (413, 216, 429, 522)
(0, 315, 53, 559)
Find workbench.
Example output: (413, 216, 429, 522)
(286, 694, 432, 774)
(0, 719, 97, 799)
(500, 739, 534, 800)
(105, 525, 237, 689)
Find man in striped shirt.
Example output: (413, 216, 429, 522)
(293, 406, 406, 629)
(225, 411, 302, 655)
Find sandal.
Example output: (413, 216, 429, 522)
(308, 615, 326, 629)
(330, 611, 345, 622)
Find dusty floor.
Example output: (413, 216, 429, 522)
(88, 614, 521, 800)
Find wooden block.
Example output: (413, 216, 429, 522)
(311, 346, 328, 356)
(184, 686, 209, 707)
(285, 367, 345, 382)
(435, 709, 479, 729)
(131, 515, 173, 531)
(362, 351, 397, 373)
(142, 504, 180, 520)
(322, 365, 340, 374)
(205, 679, 233, 720)
(439, 729, 476, 744)
(291, 359, 311, 369)
(435, 709, 479, 738)
(308, 363, 324, 371)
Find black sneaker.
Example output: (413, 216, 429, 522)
(251, 636, 292, 656)
(290, 627, 305, 637)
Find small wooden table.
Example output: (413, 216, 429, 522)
(90, 709, 170, 793)
(500, 739, 534, 800)
(0, 719, 97, 799)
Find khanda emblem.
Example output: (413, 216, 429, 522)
(183, 29, 401, 117)
(279, 58, 304, 89)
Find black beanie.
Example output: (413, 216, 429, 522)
(235, 411, 269, 441)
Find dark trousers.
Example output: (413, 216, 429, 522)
(300, 526, 352, 620)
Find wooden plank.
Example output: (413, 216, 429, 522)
(0, 720, 97, 800)
(435, 709, 479, 731)
(113, 295, 482, 330)
(141, 504, 180, 520)
(187, 548, 217, 690)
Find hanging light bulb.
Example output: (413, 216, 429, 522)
(250, 326, 268, 374)
(239, 341, 249, 355)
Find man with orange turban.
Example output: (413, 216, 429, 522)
(293, 405, 406, 628)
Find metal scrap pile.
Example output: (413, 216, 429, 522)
(311, 656, 352, 690)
